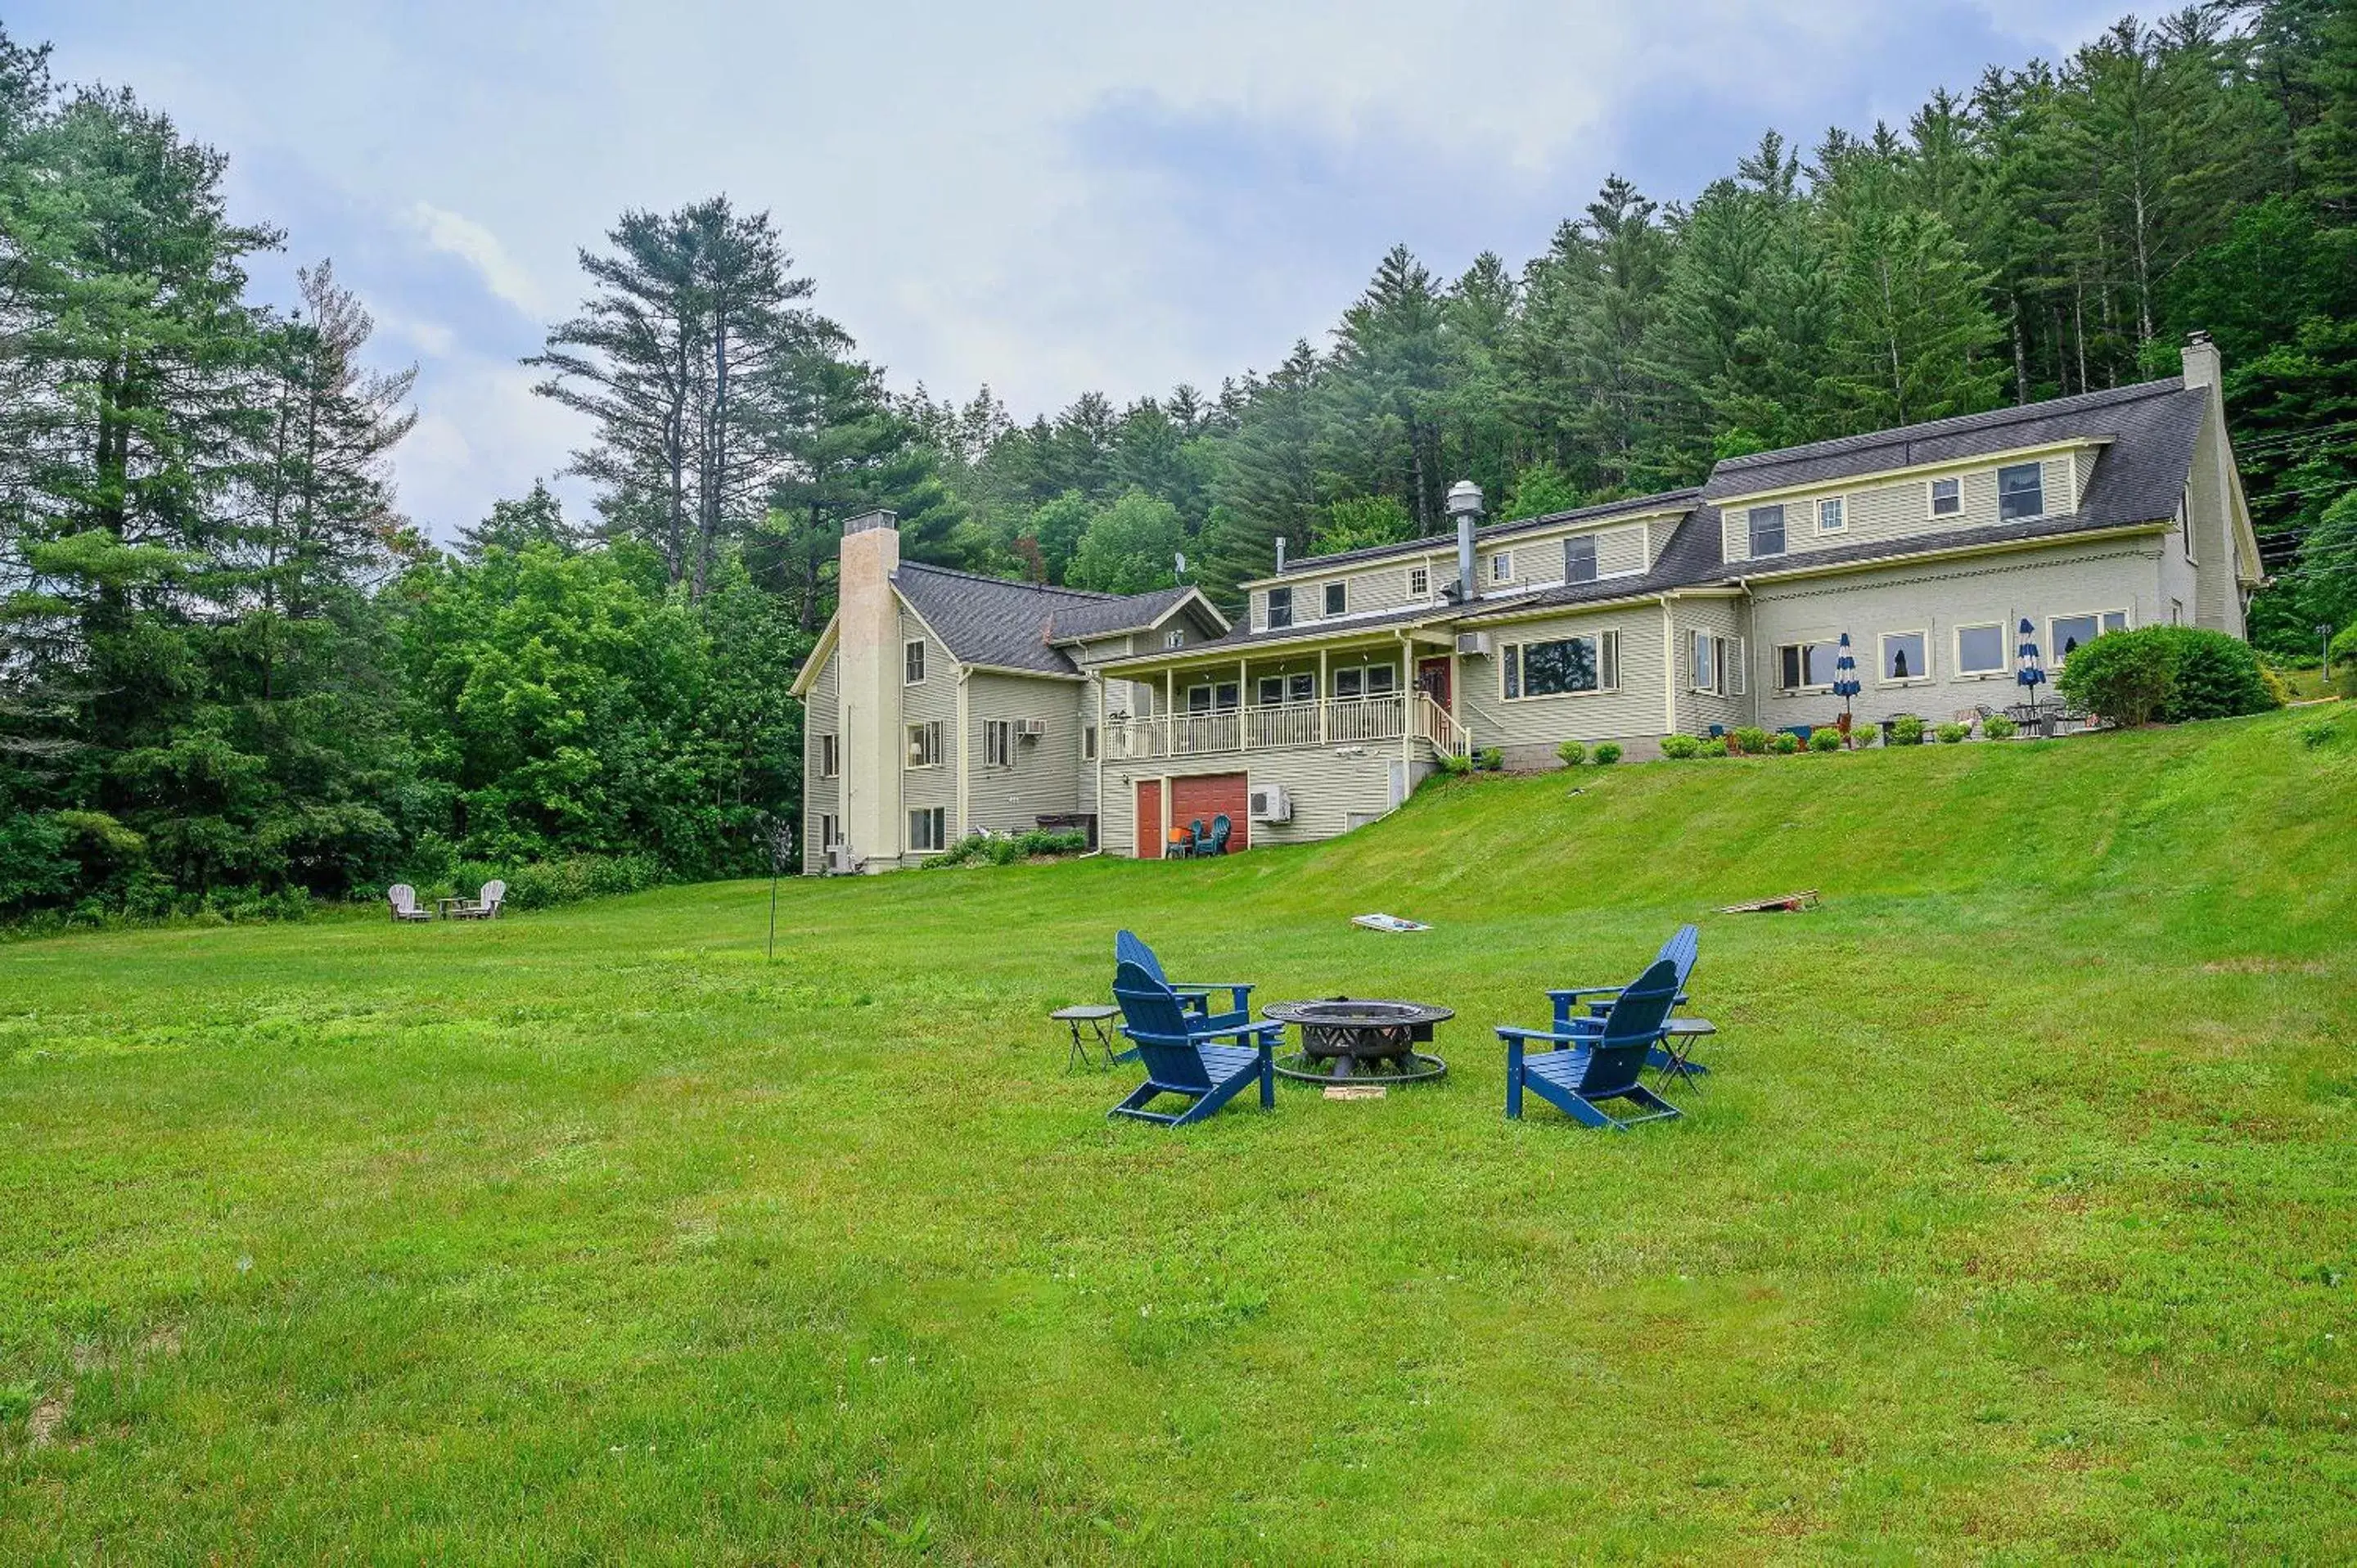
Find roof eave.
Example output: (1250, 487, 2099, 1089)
(1733, 520, 2170, 586)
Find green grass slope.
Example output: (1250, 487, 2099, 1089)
(3, 708, 2354, 1562)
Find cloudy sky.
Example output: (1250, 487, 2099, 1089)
(18, 2, 2125, 538)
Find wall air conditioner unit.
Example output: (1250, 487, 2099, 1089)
(1455, 631, 1493, 657)
(1016, 718, 1047, 739)
(1248, 784, 1292, 823)
(826, 842, 856, 876)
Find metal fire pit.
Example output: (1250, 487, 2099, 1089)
(1262, 998, 1451, 1084)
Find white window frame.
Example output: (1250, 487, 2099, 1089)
(1996, 461, 2046, 523)
(984, 719, 1013, 768)
(818, 733, 839, 778)
(2170, 598, 2185, 627)
(1877, 629, 1933, 687)
(1691, 630, 1727, 696)
(1081, 723, 1098, 761)
(904, 638, 926, 685)
(905, 720, 942, 769)
(1165, 629, 1186, 649)
(1264, 587, 1291, 629)
(1187, 681, 1240, 714)
(1953, 622, 2008, 679)
(1333, 664, 1397, 700)
(1816, 496, 1845, 534)
(1500, 631, 1620, 701)
(1927, 477, 1962, 518)
(818, 813, 838, 849)
(1288, 672, 1315, 703)
(1323, 581, 1347, 617)
(1406, 565, 1429, 598)
(908, 806, 947, 853)
(1747, 504, 1787, 557)
(2049, 609, 2130, 666)
(1774, 640, 1838, 694)
(1256, 675, 1285, 706)
(1489, 552, 1513, 584)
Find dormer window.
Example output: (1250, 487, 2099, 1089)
(1929, 477, 1962, 516)
(1747, 505, 1786, 557)
(1564, 534, 1598, 584)
(1489, 552, 1512, 583)
(1324, 582, 1346, 616)
(1165, 629, 1185, 650)
(1264, 587, 1291, 629)
(1407, 565, 1429, 597)
(1998, 462, 2044, 521)
(1817, 497, 1845, 534)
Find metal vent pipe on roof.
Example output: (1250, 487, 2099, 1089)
(1446, 480, 1482, 602)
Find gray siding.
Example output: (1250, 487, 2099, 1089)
(1670, 597, 1748, 738)
(1458, 606, 1672, 762)
(964, 672, 1084, 836)
(1746, 536, 2170, 729)
(1723, 453, 2080, 567)
(801, 650, 840, 873)
(1097, 749, 1411, 858)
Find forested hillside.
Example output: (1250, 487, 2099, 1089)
(1, 5, 2352, 920)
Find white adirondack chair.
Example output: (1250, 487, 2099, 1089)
(386, 884, 433, 923)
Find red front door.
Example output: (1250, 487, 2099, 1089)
(1135, 779, 1164, 859)
(1417, 656, 1453, 710)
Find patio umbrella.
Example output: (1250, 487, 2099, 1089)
(2016, 617, 2047, 710)
(1832, 632, 1861, 739)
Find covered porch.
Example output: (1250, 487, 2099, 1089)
(1097, 625, 1471, 764)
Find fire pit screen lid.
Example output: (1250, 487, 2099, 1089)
(1261, 997, 1454, 1028)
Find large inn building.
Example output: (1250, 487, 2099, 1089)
(791, 334, 2262, 872)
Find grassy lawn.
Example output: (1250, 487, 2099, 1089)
(4, 707, 2355, 1562)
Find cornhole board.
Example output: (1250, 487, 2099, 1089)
(1719, 890, 1820, 913)
(1351, 913, 1431, 933)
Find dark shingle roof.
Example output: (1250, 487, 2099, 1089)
(1275, 489, 1704, 576)
(1703, 378, 2200, 505)
(1465, 504, 1727, 617)
(890, 565, 1210, 677)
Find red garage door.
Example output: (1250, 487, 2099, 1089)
(1169, 772, 1250, 853)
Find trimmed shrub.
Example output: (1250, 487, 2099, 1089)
(1982, 714, 2018, 741)
(1699, 738, 1729, 758)
(1660, 733, 1704, 759)
(1936, 721, 1971, 744)
(1809, 727, 1843, 753)
(1436, 751, 1474, 777)
(1730, 727, 1772, 756)
(928, 827, 1089, 869)
(1476, 747, 1505, 773)
(1769, 732, 1801, 755)
(1890, 715, 1926, 746)
(1593, 742, 1623, 765)
(1846, 723, 1877, 749)
(1555, 740, 1586, 768)
(2058, 625, 2281, 727)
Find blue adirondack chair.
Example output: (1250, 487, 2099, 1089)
(1109, 960, 1278, 1126)
(1114, 930, 1254, 1039)
(1498, 956, 1684, 1130)
(1205, 813, 1233, 856)
(1548, 923, 1708, 1076)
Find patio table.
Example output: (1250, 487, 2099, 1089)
(1052, 1004, 1121, 1072)
(1653, 1017, 1715, 1089)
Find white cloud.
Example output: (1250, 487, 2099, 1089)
(404, 201, 551, 321)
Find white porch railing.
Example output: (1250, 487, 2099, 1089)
(1103, 692, 1469, 762)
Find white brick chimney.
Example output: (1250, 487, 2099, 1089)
(838, 510, 902, 867)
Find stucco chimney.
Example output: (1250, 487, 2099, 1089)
(1445, 480, 1483, 601)
(838, 510, 902, 867)
(2181, 330, 2220, 392)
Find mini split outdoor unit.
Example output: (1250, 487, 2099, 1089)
(1249, 784, 1292, 822)
(1454, 631, 1493, 657)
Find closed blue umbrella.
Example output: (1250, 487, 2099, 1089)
(1832, 632, 1862, 740)
(2016, 617, 2047, 707)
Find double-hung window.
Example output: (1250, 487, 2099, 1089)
(1334, 665, 1396, 699)
(1879, 630, 1929, 683)
(908, 807, 947, 853)
(1081, 724, 1098, 761)
(1564, 535, 1598, 584)
(1817, 497, 1845, 534)
(818, 733, 839, 778)
(984, 719, 1013, 768)
(2050, 611, 2127, 663)
(1187, 682, 1240, 714)
(1323, 582, 1347, 616)
(1503, 633, 1618, 699)
(1776, 641, 1838, 692)
(905, 720, 942, 768)
(1748, 504, 1787, 557)
(1257, 675, 1285, 706)
(818, 813, 838, 849)
(1997, 462, 2044, 521)
(904, 638, 926, 684)
(1265, 586, 1292, 629)
(1692, 631, 1727, 696)
(1954, 624, 2008, 676)
(1489, 552, 1513, 584)
(1929, 477, 1962, 516)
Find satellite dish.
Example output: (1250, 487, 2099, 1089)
(1174, 552, 1188, 578)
